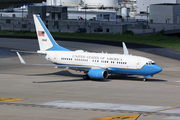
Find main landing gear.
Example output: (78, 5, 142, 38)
(83, 75, 90, 80)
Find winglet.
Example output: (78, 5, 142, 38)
(122, 42, 129, 55)
(16, 52, 26, 64)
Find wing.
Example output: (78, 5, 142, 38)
(16, 52, 93, 71)
(12, 50, 46, 55)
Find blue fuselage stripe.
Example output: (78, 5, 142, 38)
(109, 64, 162, 76)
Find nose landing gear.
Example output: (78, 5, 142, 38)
(143, 78, 147, 82)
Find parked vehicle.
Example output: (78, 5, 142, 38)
(94, 27, 103, 32)
(75, 28, 87, 33)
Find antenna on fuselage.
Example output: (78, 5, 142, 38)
(122, 42, 129, 55)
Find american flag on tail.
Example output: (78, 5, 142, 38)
(38, 31, 45, 36)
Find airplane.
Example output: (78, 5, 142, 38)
(15, 14, 162, 81)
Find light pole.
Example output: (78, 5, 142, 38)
(53, 7, 56, 29)
(22, 6, 23, 21)
(85, 4, 87, 27)
(115, 8, 118, 24)
(147, 6, 149, 29)
(21, 5, 23, 30)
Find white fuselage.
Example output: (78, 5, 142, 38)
(44, 50, 153, 70)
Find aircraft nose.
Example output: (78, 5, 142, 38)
(153, 64, 162, 74)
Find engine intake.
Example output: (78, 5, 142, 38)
(88, 69, 108, 79)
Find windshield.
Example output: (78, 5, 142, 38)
(146, 61, 156, 65)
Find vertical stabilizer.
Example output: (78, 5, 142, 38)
(33, 14, 70, 51)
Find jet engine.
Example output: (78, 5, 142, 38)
(88, 69, 108, 79)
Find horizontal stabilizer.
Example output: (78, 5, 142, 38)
(16, 52, 26, 64)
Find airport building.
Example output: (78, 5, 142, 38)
(1, 0, 180, 34)
(136, 0, 180, 20)
(46, 0, 120, 7)
(45, 0, 138, 20)
(28, 6, 68, 20)
(2, 0, 180, 22)
(149, 3, 180, 24)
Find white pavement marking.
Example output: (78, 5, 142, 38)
(164, 116, 180, 120)
(159, 108, 180, 114)
(38, 100, 171, 112)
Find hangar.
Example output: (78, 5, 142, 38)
(149, 3, 180, 24)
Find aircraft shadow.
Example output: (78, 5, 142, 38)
(27, 70, 83, 77)
(33, 79, 88, 83)
(27, 71, 165, 83)
(33, 79, 111, 83)
(28, 70, 111, 83)
(108, 75, 167, 82)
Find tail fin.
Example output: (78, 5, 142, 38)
(33, 14, 70, 51)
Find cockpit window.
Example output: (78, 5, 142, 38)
(146, 62, 156, 65)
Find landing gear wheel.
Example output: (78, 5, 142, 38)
(83, 75, 90, 80)
(143, 78, 147, 82)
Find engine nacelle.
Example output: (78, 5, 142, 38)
(88, 69, 108, 79)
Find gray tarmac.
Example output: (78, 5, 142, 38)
(0, 38, 180, 120)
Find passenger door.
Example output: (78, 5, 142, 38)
(54, 54, 57, 63)
(136, 60, 141, 69)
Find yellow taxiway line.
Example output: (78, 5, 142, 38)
(0, 97, 25, 102)
(95, 114, 140, 120)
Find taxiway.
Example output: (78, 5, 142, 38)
(0, 38, 180, 120)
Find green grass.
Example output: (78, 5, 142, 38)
(1, 30, 180, 50)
